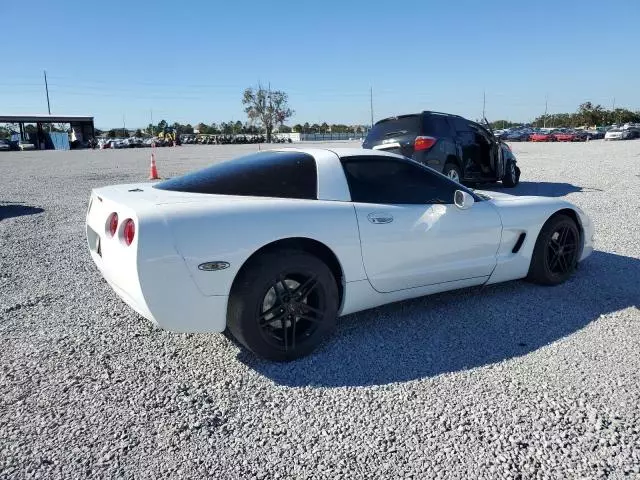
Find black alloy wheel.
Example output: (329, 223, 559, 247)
(227, 250, 339, 361)
(527, 215, 580, 285)
(257, 274, 325, 352)
(545, 224, 579, 276)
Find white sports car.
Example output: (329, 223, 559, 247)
(86, 148, 594, 360)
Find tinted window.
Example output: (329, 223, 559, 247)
(365, 115, 420, 143)
(154, 151, 317, 199)
(452, 117, 473, 133)
(424, 114, 453, 137)
(341, 156, 457, 204)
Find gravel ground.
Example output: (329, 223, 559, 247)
(1, 140, 639, 479)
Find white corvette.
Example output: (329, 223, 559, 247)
(86, 148, 594, 360)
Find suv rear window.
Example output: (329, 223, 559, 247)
(153, 151, 317, 199)
(365, 115, 421, 143)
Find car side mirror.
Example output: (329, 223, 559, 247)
(454, 190, 474, 210)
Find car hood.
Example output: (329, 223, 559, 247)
(475, 190, 574, 209)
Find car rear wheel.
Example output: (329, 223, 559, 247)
(227, 249, 339, 361)
(443, 162, 462, 183)
(527, 215, 580, 286)
(502, 161, 519, 187)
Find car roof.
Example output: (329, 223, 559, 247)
(270, 147, 407, 162)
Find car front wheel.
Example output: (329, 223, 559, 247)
(527, 215, 580, 286)
(227, 249, 339, 361)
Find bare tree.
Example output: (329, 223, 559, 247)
(242, 84, 294, 143)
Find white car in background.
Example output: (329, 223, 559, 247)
(86, 148, 594, 361)
(605, 128, 636, 140)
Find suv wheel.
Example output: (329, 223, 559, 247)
(443, 162, 462, 183)
(502, 161, 519, 187)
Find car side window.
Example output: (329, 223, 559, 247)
(341, 157, 457, 205)
(424, 114, 453, 137)
(452, 118, 472, 133)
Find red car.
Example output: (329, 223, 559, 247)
(553, 130, 579, 142)
(530, 132, 556, 142)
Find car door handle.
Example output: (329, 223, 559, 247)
(367, 213, 394, 224)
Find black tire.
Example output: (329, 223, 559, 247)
(502, 161, 519, 187)
(527, 215, 580, 286)
(227, 249, 339, 361)
(443, 162, 462, 183)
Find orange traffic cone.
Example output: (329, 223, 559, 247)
(149, 152, 160, 180)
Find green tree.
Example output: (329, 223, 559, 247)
(134, 129, 143, 137)
(242, 84, 294, 142)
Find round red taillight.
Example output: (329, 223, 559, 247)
(123, 219, 135, 246)
(108, 213, 118, 237)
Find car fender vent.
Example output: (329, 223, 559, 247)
(512, 233, 526, 253)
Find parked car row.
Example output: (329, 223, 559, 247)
(97, 137, 177, 149)
(496, 123, 640, 142)
(180, 134, 292, 145)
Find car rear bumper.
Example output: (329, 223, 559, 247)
(89, 246, 229, 333)
(86, 191, 228, 334)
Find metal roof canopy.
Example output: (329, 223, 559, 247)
(0, 114, 94, 123)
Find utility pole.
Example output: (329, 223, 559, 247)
(150, 109, 153, 136)
(543, 94, 548, 128)
(44, 70, 51, 115)
(482, 90, 486, 119)
(612, 97, 616, 126)
(268, 82, 272, 142)
(123, 115, 126, 137)
(370, 86, 374, 127)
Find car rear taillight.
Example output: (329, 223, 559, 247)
(107, 213, 118, 237)
(123, 219, 135, 246)
(414, 136, 437, 151)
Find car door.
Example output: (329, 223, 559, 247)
(341, 156, 503, 293)
(472, 122, 502, 179)
(451, 118, 477, 174)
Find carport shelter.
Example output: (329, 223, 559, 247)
(0, 114, 95, 150)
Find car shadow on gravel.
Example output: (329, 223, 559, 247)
(241, 251, 638, 387)
(480, 181, 602, 197)
(0, 204, 44, 221)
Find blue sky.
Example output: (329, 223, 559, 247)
(2, 0, 638, 129)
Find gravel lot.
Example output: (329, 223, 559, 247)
(1, 140, 639, 479)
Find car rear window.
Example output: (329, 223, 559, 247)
(365, 115, 421, 143)
(153, 151, 317, 199)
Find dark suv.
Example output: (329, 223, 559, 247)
(362, 111, 520, 187)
